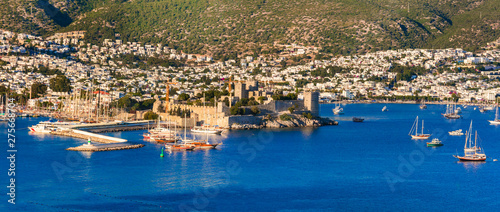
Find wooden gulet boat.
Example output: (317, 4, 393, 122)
(453, 121, 487, 161)
(409, 116, 431, 139)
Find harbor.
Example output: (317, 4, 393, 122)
(50, 128, 146, 152)
(9, 103, 500, 211)
(27, 120, 153, 151)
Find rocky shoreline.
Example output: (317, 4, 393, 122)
(229, 114, 338, 130)
(323, 100, 494, 105)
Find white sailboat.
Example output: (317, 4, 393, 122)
(419, 101, 427, 109)
(332, 99, 344, 115)
(453, 121, 487, 161)
(442, 104, 461, 119)
(484, 105, 494, 111)
(488, 105, 500, 125)
(409, 116, 431, 139)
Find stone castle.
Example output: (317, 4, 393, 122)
(150, 89, 319, 128)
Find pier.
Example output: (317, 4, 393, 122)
(66, 143, 145, 152)
(51, 129, 128, 143)
(51, 128, 146, 152)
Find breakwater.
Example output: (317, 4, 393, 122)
(52, 129, 145, 151)
(51, 129, 127, 143)
(86, 125, 150, 133)
(66, 143, 145, 152)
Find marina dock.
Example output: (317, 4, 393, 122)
(51, 129, 128, 143)
(66, 143, 145, 152)
(70, 120, 153, 133)
(51, 127, 146, 152)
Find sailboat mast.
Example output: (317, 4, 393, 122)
(496, 106, 499, 120)
(184, 109, 187, 141)
(464, 130, 469, 149)
(422, 120, 424, 135)
(466, 121, 473, 149)
(415, 116, 418, 136)
(474, 131, 478, 149)
(203, 93, 206, 126)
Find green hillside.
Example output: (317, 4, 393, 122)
(2, 0, 499, 57)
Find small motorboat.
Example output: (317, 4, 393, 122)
(353, 117, 364, 122)
(448, 129, 464, 136)
(427, 138, 443, 147)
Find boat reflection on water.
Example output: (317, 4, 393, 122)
(457, 161, 486, 172)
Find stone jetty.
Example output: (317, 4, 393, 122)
(66, 143, 145, 152)
(86, 125, 149, 133)
(51, 129, 127, 143)
(52, 128, 145, 152)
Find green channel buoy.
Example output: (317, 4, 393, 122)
(160, 147, 164, 157)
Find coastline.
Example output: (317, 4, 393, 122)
(229, 114, 338, 130)
(321, 100, 495, 106)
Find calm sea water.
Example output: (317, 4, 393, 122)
(2, 103, 500, 211)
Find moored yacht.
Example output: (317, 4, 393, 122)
(453, 121, 487, 161)
(442, 104, 462, 119)
(191, 125, 224, 134)
(427, 138, 443, 147)
(488, 105, 500, 125)
(28, 123, 57, 133)
(448, 129, 464, 136)
(409, 116, 431, 139)
(28, 120, 81, 133)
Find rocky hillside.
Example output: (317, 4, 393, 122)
(2, 0, 499, 56)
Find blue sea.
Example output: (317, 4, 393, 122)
(2, 103, 500, 211)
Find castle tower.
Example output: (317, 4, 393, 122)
(235, 82, 247, 99)
(246, 80, 259, 91)
(304, 91, 319, 116)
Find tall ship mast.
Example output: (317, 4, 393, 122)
(442, 103, 461, 119)
(409, 116, 431, 139)
(488, 102, 500, 125)
(453, 121, 487, 161)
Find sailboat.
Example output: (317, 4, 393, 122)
(453, 121, 487, 161)
(419, 101, 427, 109)
(332, 99, 344, 115)
(488, 105, 500, 125)
(165, 113, 195, 151)
(185, 132, 221, 149)
(442, 104, 461, 119)
(409, 116, 431, 139)
(143, 116, 177, 142)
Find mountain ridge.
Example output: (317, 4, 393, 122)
(2, 0, 499, 57)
